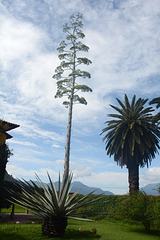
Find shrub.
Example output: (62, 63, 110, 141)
(75, 193, 160, 232)
(119, 191, 158, 232)
(75, 195, 128, 220)
(0, 181, 21, 210)
(152, 196, 160, 230)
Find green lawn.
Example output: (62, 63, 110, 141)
(1, 205, 27, 213)
(1, 205, 160, 239)
(0, 218, 160, 240)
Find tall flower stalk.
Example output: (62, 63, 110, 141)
(53, 13, 92, 187)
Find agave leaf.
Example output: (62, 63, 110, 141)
(68, 216, 94, 221)
(47, 172, 59, 201)
(59, 173, 72, 199)
(58, 172, 61, 196)
(8, 172, 103, 221)
(33, 175, 58, 212)
(59, 176, 73, 210)
(64, 190, 79, 208)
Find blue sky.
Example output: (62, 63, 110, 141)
(1, 0, 160, 194)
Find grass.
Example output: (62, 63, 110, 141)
(1, 205, 28, 213)
(0, 218, 160, 240)
(1, 205, 160, 240)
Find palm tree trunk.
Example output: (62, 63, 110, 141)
(128, 160, 139, 194)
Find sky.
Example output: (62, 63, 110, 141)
(1, 0, 160, 195)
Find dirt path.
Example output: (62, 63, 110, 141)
(0, 213, 42, 224)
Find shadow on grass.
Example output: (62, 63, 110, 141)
(0, 227, 101, 240)
(64, 229, 101, 239)
(0, 230, 27, 240)
(129, 227, 160, 237)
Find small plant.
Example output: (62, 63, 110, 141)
(91, 227, 97, 234)
(9, 173, 101, 238)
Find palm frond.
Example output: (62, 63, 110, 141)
(149, 97, 160, 108)
(101, 94, 160, 168)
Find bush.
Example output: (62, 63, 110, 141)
(0, 144, 13, 182)
(119, 191, 160, 232)
(152, 196, 160, 230)
(75, 195, 128, 220)
(75, 193, 160, 232)
(0, 181, 21, 210)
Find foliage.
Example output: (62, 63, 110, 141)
(1, 204, 25, 213)
(117, 192, 160, 232)
(149, 97, 160, 126)
(1, 194, 160, 237)
(75, 195, 128, 220)
(9, 173, 101, 238)
(0, 144, 14, 210)
(101, 95, 160, 168)
(0, 181, 21, 210)
(74, 194, 160, 232)
(0, 144, 13, 182)
(149, 97, 160, 109)
(101, 94, 160, 193)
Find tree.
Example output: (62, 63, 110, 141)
(0, 144, 12, 182)
(53, 13, 92, 187)
(101, 94, 160, 193)
(0, 123, 12, 182)
(149, 97, 160, 125)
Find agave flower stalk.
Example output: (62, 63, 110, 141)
(10, 173, 102, 238)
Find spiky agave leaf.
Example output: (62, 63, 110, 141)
(9, 172, 102, 220)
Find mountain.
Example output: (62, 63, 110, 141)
(53, 181, 114, 195)
(3, 173, 113, 195)
(71, 181, 114, 195)
(141, 183, 160, 195)
(5, 172, 159, 196)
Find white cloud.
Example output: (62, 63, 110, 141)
(52, 144, 62, 148)
(9, 139, 38, 147)
(72, 165, 92, 178)
(73, 171, 128, 195)
(2, 0, 160, 130)
(140, 167, 160, 187)
(7, 165, 59, 182)
(0, 15, 48, 62)
(6, 161, 160, 195)
(55, 160, 64, 165)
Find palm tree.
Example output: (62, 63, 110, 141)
(149, 97, 160, 125)
(101, 94, 160, 193)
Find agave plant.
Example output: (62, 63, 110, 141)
(10, 173, 101, 238)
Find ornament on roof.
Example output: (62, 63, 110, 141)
(0, 120, 20, 146)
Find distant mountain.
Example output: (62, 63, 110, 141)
(53, 181, 114, 195)
(3, 173, 113, 195)
(4, 171, 18, 183)
(141, 183, 160, 195)
(5, 172, 159, 196)
(71, 181, 114, 195)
